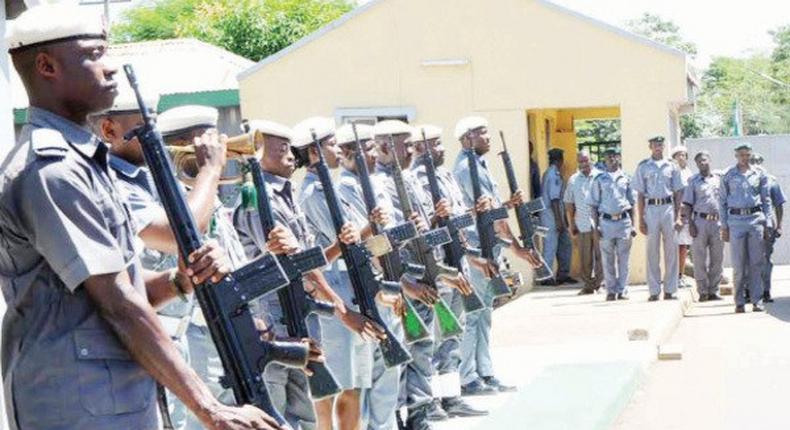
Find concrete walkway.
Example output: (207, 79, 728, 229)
(434, 281, 697, 430)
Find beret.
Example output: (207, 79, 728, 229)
(670, 145, 688, 157)
(157, 105, 218, 137)
(292, 116, 336, 149)
(734, 142, 753, 151)
(648, 135, 666, 143)
(373, 120, 413, 138)
(411, 124, 442, 142)
(454, 116, 488, 140)
(7, 4, 107, 53)
(247, 119, 292, 141)
(336, 123, 373, 146)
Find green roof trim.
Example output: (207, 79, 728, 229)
(13, 89, 240, 125)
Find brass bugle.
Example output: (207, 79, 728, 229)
(168, 130, 267, 185)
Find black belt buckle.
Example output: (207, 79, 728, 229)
(647, 196, 672, 206)
(603, 212, 628, 221)
(694, 212, 719, 221)
(729, 206, 760, 216)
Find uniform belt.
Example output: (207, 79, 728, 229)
(646, 196, 673, 206)
(694, 211, 719, 221)
(728, 206, 761, 216)
(602, 212, 630, 221)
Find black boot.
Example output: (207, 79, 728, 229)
(441, 396, 489, 417)
(406, 405, 433, 430)
(425, 399, 449, 422)
(482, 376, 517, 393)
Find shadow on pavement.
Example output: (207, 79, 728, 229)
(765, 296, 790, 323)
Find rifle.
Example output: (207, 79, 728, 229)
(123, 65, 308, 426)
(244, 158, 341, 399)
(348, 125, 431, 344)
(498, 131, 553, 281)
(464, 148, 513, 298)
(310, 131, 413, 368)
(387, 136, 464, 340)
(417, 130, 486, 314)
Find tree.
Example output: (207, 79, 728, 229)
(112, 0, 354, 61)
(625, 13, 698, 58)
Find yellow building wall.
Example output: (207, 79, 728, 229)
(238, 0, 689, 283)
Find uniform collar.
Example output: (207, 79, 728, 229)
(340, 167, 358, 181)
(109, 154, 146, 179)
(263, 170, 291, 194)
(27, 106, 101, 159)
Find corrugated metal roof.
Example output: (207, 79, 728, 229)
(10, 38, 254, 109)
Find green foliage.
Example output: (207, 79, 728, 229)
(112, 0, 354, 61)
(575, 120, 621, 144)
(625, 13, 698, 57)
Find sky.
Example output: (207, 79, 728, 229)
(101, 0, 789, 68)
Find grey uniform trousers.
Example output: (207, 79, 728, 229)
(731, 215, 766, 306)
(763, 227, 778, 294)
(433, 288, 465, 376)
(459, 266, 494, 385)
(645, 205, 679, 295)
(691, 219, 724, 296)
(362, 306, 403, 430)
(600, 235, 632, 294)
(399, 300, 435, 412)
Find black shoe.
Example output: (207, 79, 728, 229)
(441, 397, 489, 418)
(424, 399, 449, 422)
(698, 294, 709, 302)
(763, 292, 774, 303)
(744, 291, 751, 302)
(461, 379, 497, 397)
(707, 294, 723, 301)
(606, 293, 616, 301)
(617, 293, 629, 300)
(539, 278, 559, 286)
(406, 406, 433, 430)
(735, 305, 745, 314)
(482, 376, 516, 393)
(648, 295, 659, 302)
(753, 303, 765, 312)
(557, 276, 578, 285)
(577, 288, 595, 296)
(664, 293, 677, 300)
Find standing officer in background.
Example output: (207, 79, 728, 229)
(564, 150, 602, 295)
(750, 153, 784, 303)
(540, 148, 575, 286)
(720, 143, 771, 313)
(634, 136, 684, 301)
(672, 146, 694, 289)
(682, 151, 724, 302)
(588, 148, 636, 301)
(0, 4, 278, 429)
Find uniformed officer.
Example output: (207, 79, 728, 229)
(749, 153, 784, 303)
(452, 116, 538, 396)
(588, 147, 636, 300)
(372, 120, 441, 430)
(681, 151, 724, 302)
(634, 136, 684, 301)
(410, 125, 489, 419)
(720, 142, 771, 313)
(672, 145, 694, 288)
(540, 148, 575, 285)
(1, 4, 277, 429)
(564, 150, 603, 294)
(291, 117, 388, 430)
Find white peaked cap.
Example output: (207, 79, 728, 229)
(157, 105, 218, 137)
(104, 80, 159, 115)
(373, 120, 413, 137)
(412, 125, 442, 142)
(671, 145, 688, 157)
(292, 116, 336, 149)
(7, 3, 107, 52)
(454, 116, 488, 140)
(247, 119, 293, 141)
(335, 123, 374, 145)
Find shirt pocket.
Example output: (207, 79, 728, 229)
(73, 328, 154, 416)
(96, 194, 137, 264)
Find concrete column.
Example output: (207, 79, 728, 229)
(0, 6, 10, 429)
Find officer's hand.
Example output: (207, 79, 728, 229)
(370, 206, 390, 226)
(434, 198, 452, 219)
(253, 318, 275, 342)
(338, 222, 361, 245)
(721, 228, 730, 243)
(689, 222, 698, 239)
(517, 247, 543, 269)
(402, 278, 439, 305)
(631, 228, 637, 238)
(409, 212, 429, 233)
(194, 129, 228, 173)
(340, 309, 387, 342)
(439, 273, 474, 296)
(764, 229, 772, 241)
(674, 219, 684, 232)
(474, 196, 494, 214)
(776, 228, 783, 238)
(509, 189, 526, 208)
(569, 224, 579, 238)
(639, 219, 648, 236)
(203, 403, 283, 430)
(184, 240, 232, 285)
(266, 225, 301, 255)
(376, 289, 401, 310)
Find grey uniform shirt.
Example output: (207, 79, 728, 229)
(682, 173, 722, 216)
(234, 171, 315, 336)
(588, 169, 636, 239)
(564, 169, 598, 233)
(768, 175, 786, 229)
(452, 151, 503, 249)
(541, 164, 566, 227)
(634, 158, 684, 199)
(0, 107, 157, 429)
(719, 166, 771, 226)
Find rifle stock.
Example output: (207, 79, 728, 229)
(123, 64, 307, 426)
